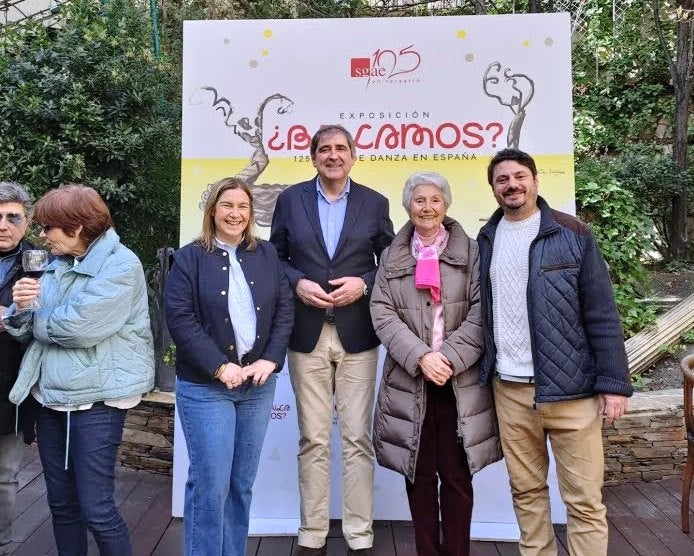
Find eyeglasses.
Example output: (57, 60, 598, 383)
(0, 212, 24, 226)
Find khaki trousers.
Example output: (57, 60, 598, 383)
(288, 323, 377, 550)
(493, 379, 608, 556)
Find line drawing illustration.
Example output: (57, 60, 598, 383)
(189, 87, 294, 226)
(482, 62, 535, 149)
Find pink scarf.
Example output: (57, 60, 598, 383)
(412, 224, 448, 303)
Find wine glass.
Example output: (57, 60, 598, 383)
(22, 250, 49, 308)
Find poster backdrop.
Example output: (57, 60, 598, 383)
(175, 13, 573, 540)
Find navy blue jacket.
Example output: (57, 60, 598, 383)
(165, 239, 294, 384)
(270, 178, 394, 354)
(0, 240, 37, 439)
(477, 197, 632, 402)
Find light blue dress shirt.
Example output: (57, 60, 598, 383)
(316, 177, 350, 259)
(215, 238, 257, 359)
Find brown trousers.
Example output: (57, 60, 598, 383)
(406, 381, 473, 556)
(493, 379, 608, 556)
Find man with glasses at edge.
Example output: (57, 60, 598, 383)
(0, 182, 37, 555)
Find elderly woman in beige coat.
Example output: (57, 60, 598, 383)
(370, 171, 501, 556)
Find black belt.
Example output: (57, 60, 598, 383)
(324, 313, 336, 325)
(495, 371, 535, 384)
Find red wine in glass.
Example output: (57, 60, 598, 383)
(22, 250, 49, 277)
(21, 250, 48, 308)
(24, 269, 45, 280)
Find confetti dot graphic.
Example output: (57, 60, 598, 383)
(523, 40, 530, 48)
(545, 38, 554, 46)
(465, 53, 474, 62)
(261, 49, 269, 57)
(249, 59, 259, 68)
(224, 38, 230, 45)
(457, 29, 467, 39)
(263, 29, 272, 38)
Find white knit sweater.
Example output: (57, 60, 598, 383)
(490, 211, 541, 377)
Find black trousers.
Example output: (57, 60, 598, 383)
(405, 381, 474, 556)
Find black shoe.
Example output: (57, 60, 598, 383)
(292, 544, 327, 556)
(347, 548, 373, 555)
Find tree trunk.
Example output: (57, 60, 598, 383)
(473, 0, 487, 15)
(528, 0, 542, 12)
(669, 2, 694, 260)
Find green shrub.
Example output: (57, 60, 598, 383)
(572, 5, 674, 156)
(631, 373, 652, 390)
(613, 147, 694, 260)
(0, 0, 180, 264)
(575, 162, 656, 336)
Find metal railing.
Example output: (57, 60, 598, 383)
(0, 0, 66, 26)
(146, 247, 175, 392)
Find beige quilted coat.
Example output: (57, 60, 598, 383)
(370, 217, 502, 481)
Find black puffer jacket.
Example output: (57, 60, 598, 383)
(477, 197, 632, 402)
(0, 240, 38, 441)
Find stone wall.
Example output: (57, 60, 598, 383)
(117, 389, 689, 484)
(118, 391, 175, 474)
(603, 388, 687, 486)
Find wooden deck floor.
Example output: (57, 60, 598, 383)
(6, 446, 694, 555)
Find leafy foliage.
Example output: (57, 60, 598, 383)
(159, 0, 370, 21)
(657, 342, 684, 355)
(614, 146, 694, 258)
(575, 161, 656, 336)
(574, 146, 694, 261)
(572, 2, 676, 156)
(630, 372, 652, 389)
(0, 0, 180, 263)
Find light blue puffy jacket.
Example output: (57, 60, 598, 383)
(7, 228, 154, 407)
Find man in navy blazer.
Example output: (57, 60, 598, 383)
(270, 125, 394, 556)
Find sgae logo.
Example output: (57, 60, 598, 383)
(350, 45, 421, 86)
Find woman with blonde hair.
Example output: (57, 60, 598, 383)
(165, 177, 293, 556)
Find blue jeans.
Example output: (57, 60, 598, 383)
(36, 403, 131, 556)
(176, 375, 276, 556)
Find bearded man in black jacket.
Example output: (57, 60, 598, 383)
(477, 150, 632, 556)
(0, 182, 36, 555)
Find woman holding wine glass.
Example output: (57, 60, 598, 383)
(3, 184, 154, 556)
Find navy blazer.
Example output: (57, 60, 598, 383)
(270, 178, 394, 353)
(165, 239, 294, 384)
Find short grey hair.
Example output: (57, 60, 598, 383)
(0, 181, 33, 218)
(310, 124, 356, 158)
(402, 171, 452, 213)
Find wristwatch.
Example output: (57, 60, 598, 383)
(362, 282, 369, 297)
